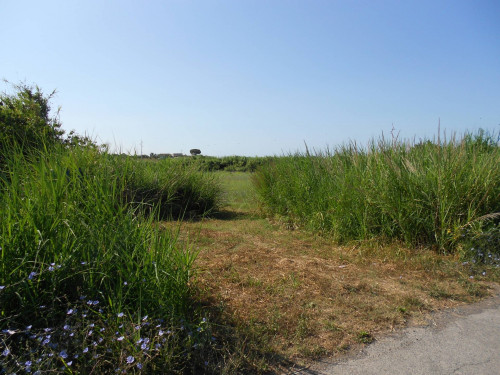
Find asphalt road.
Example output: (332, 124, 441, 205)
(293, 286, 500, 375)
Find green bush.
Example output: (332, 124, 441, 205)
(0, 82, 64, 164)
(460, 220, 500, 265)
(253, 130, 500, 252)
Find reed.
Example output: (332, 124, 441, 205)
(253, 130, 500, 252)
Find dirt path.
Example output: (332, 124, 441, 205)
(294, 286, 500, 375)
(167, 205, 497, 372)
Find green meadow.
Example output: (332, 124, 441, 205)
(1, 83, 499, 374)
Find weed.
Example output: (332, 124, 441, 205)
(298, 344, 327, 359)
(459, 279, 489, 298)
(295, 313, 311, 339)
(356, 331, 374, 344)
(459, 222, 500, 265)
(324, 321, 343, 332)
(397, 306, 408, 314)
(428, 285, 455, 299)
(245, 276, 263, 288)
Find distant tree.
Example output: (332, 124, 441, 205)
(190, 148, 201, 156)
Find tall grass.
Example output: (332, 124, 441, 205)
(0, 145, 222, 373)
(253, 130, 500, 252)
(115, 156, 223, 219)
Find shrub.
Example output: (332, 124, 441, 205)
(0, 82, 64, 164)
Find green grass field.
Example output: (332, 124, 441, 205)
(3, 83, 499, 374)
(216, 171, 257, 212)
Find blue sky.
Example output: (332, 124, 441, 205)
(2, 0, 499, 156)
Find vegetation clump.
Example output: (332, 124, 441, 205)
(253, 131, 500, 254)
(162, 155, 276, 172)
(120, 156, 223, 219)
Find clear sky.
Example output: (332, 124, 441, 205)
(2, 0, 499, 156)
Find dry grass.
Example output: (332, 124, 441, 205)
(162, 172, 499, 372)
